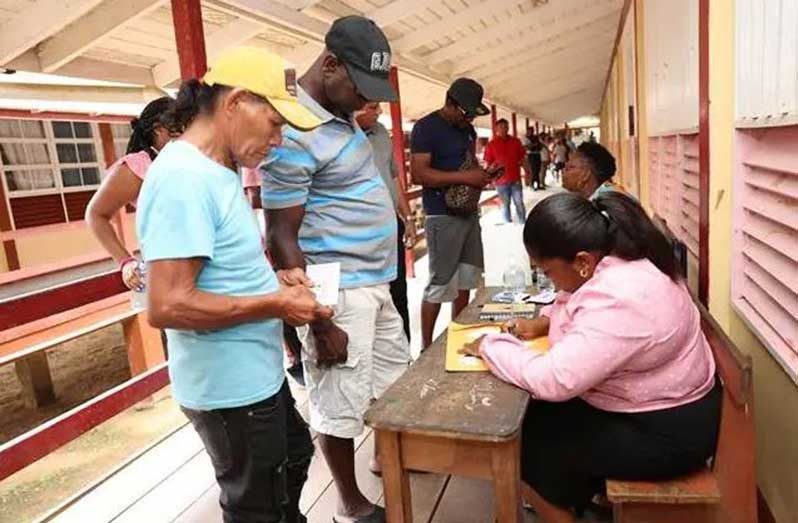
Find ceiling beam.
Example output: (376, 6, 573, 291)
(424, 0, 610, 66)
(368, 0, 435, 28)
(208, 0, 328, 41)
(273, 0, 324, 10)
(451, 9, 619, 77)
(0, 81, 166, 104)
(152, 18, 263, 86)
(38, 0, 166, 73)
(391, 0, 525, 53)
(6, 51, 156, 85)
(478, 33, 615, 90)
(0, 0, 108, 65)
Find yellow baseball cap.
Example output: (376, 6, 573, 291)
(203, 47, 320, 131)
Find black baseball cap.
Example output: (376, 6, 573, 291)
(325, 16, 397, 102)
(447, 78, 490, 118)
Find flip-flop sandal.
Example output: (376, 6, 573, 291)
(332, 505, 386, 523)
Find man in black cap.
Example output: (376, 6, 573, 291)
(262, 16, 408, 523)
(410, 78, 494, 349)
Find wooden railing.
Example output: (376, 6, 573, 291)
(0, 272, 167, 481)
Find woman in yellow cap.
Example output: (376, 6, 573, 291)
(136, 47, 329, 523)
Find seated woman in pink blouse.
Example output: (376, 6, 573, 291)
(463, 192, 720, 523)
(86, 97, 174, 290)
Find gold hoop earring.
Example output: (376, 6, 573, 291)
(579, 268, 589, 278)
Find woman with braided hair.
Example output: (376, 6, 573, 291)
(86, 96, 175, 290)
(461, 192, 721, 523)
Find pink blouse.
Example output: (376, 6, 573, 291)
(106, 151, 152, 205)
(480, 256, 716, 413)
(109, 150, 151, 181)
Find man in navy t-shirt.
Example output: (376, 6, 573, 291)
(410, 78, 492, 348)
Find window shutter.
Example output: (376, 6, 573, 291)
(64, 190, 96, 222)
(10, 195, 66, 228)
(678, 134, 700, 257)
(733, 126, 798, 376)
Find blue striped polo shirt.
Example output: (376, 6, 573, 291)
(260, 87, 397, 289)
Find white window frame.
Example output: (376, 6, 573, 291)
(0, 118, 111, 229)
(110, 122, 132, 162)
(50, 120, 105, 194)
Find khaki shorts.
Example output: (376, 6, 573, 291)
(298, 284, 410, 439)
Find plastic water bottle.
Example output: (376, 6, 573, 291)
(130, 259, 148, 311)
(502, 257, 527, 301)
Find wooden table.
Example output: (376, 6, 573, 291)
(365, 288, 530, 522)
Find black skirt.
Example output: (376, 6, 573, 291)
(521, 379, 722, 510)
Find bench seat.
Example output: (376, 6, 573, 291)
(607, 468, 721, 505)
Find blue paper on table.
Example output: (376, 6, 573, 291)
(523, 289, 556, 305)
(491, 291, 530, 304)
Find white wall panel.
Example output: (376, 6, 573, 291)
(644, 0, 699, 135)
(736, 0, 798, 127)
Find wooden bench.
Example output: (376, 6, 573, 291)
(606, 242, 757, 522)
(0, 271, 165, 408)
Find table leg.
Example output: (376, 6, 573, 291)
(492, 435, 522, 522)
(376, 429, 413, 522)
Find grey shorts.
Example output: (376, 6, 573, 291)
(424, 214, 484, 303)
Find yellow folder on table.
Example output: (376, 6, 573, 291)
(445, 322, 550, 372)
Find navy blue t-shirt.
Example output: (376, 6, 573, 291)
(410, 111, 476, 216)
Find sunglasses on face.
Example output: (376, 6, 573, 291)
(454, 103, 477, 121)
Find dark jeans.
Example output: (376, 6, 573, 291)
(181, 380, 313, 523)
(529, 155, 544, 189)
(390, 217, 411, 342)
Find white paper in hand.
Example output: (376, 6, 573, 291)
(305, 263, 341, 306)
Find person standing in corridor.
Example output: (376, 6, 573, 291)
(411, 78, 493, 349)
(484, 118, 531, 223)
(262, 17, 410, 523)
(355, 101, 416, 343)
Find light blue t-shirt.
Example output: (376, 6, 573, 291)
(136, 140, 284, 411)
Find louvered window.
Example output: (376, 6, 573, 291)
(678, 134, 700, 257)
(733, 126, 798, 380)
(647, 134, 700, 253)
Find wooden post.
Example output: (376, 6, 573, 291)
(98, 122, 128, 250)
(388, 66, 408, 191)
(15, 355, 55, 408)
(697, 0, 710, 306)
(388, 66, 415, 279)
(511, 113, 517, 137)
(170, 0, 207, 81)
(123, 313, 165, 375)
(491, 104, 498, 137)
(525, 117, 529, 133)
(535, 121, 540, 134)
(0, 150, 19, 271)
